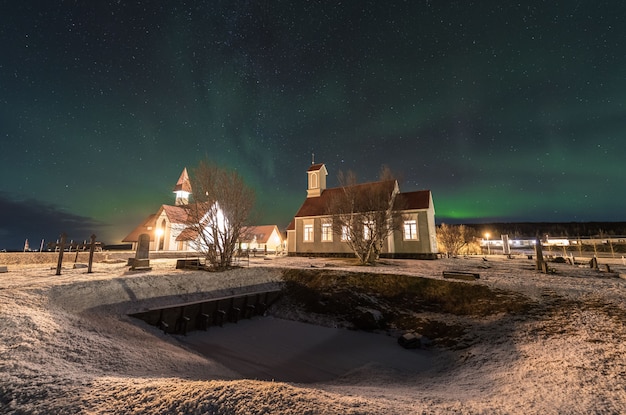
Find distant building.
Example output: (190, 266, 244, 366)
(239, 225, 284, 253)
(286, 163, 438, 259)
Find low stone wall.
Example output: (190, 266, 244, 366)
(0, 251, 134, 266)
(0, 250, 204, 266)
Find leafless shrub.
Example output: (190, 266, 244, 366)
(326, 167, 406, 265)
(183, 160, 255, 270)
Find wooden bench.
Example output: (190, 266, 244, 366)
(176, 259, 202, 270)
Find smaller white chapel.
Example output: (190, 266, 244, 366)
(122, 169, 284, 253)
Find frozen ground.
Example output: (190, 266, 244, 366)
(1, 253, 625, 414)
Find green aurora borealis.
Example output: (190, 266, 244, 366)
(1, 1, 624, 249)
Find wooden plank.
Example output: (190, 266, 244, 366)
(136, 288, 283, 312)
(442, 271, 480, 281)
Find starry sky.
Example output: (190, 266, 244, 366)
(1, 1, 624, 250)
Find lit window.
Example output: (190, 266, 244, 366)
(364, 221, 373, 240)
(322, 223, 333, 242)
(341, 225, 350, 241)
(404, 220, 417, 240)
(304, 224, 314, 242)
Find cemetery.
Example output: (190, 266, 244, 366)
(1, 241, 626, 413)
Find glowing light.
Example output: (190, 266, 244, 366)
(484, 232, 491, 255)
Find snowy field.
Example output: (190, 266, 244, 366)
(1, 253, 626, 414)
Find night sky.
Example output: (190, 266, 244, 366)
(1, 1, 624, 250)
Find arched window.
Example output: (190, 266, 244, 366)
(158, 219, 166, 250)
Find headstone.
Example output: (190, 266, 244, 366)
(131, 233, 151, 270)
(0, 266, 8, 273)
(501, 234, 510, 255)
(136, 233, 150, 260)
(535, 237, 544, 271)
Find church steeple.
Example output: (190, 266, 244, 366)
(173, 168, 192, 205)
(307, 163, 327, 197)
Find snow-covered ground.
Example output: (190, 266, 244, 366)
(1, 253, 625, 414)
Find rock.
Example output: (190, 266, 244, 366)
(398, 332, 422, 349)
(353, 307, 384, 330)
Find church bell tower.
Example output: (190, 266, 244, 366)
(307, 163, 327, 198)
(173, 168, 192, 205)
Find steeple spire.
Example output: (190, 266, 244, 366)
(173, 167, 192, 205)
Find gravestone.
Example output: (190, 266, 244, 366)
(501, 234, 511, 255)
(535, 237, 544, 271)
(0, 266, 8, 273)
(130, 233, 151, 271)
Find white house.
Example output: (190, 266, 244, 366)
(240, 225, 284, 254)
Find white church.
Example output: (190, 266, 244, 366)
(122, 169, 283, 253)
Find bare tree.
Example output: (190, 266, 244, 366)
(326, 167, 406, 265)
(436, 223, 471, 257)
(183, 160, 255, 270)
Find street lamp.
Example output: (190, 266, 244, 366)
(485, 232, 491, 255)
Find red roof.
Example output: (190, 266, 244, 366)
(294, 180, 397, 217)
(394, 190, 431, 210)
(176, 227, 198, 241)
(293, 181, 431, 219)
(122, 213, 157, 242)
(307, 163, 325, 172)
(122, 204, 190, 242)
(161, 204, 189, 223)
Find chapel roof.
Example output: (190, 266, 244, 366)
(161, 204, 189, 223)
(121, 204, 190, 242)
(122, 213, 157, 242)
